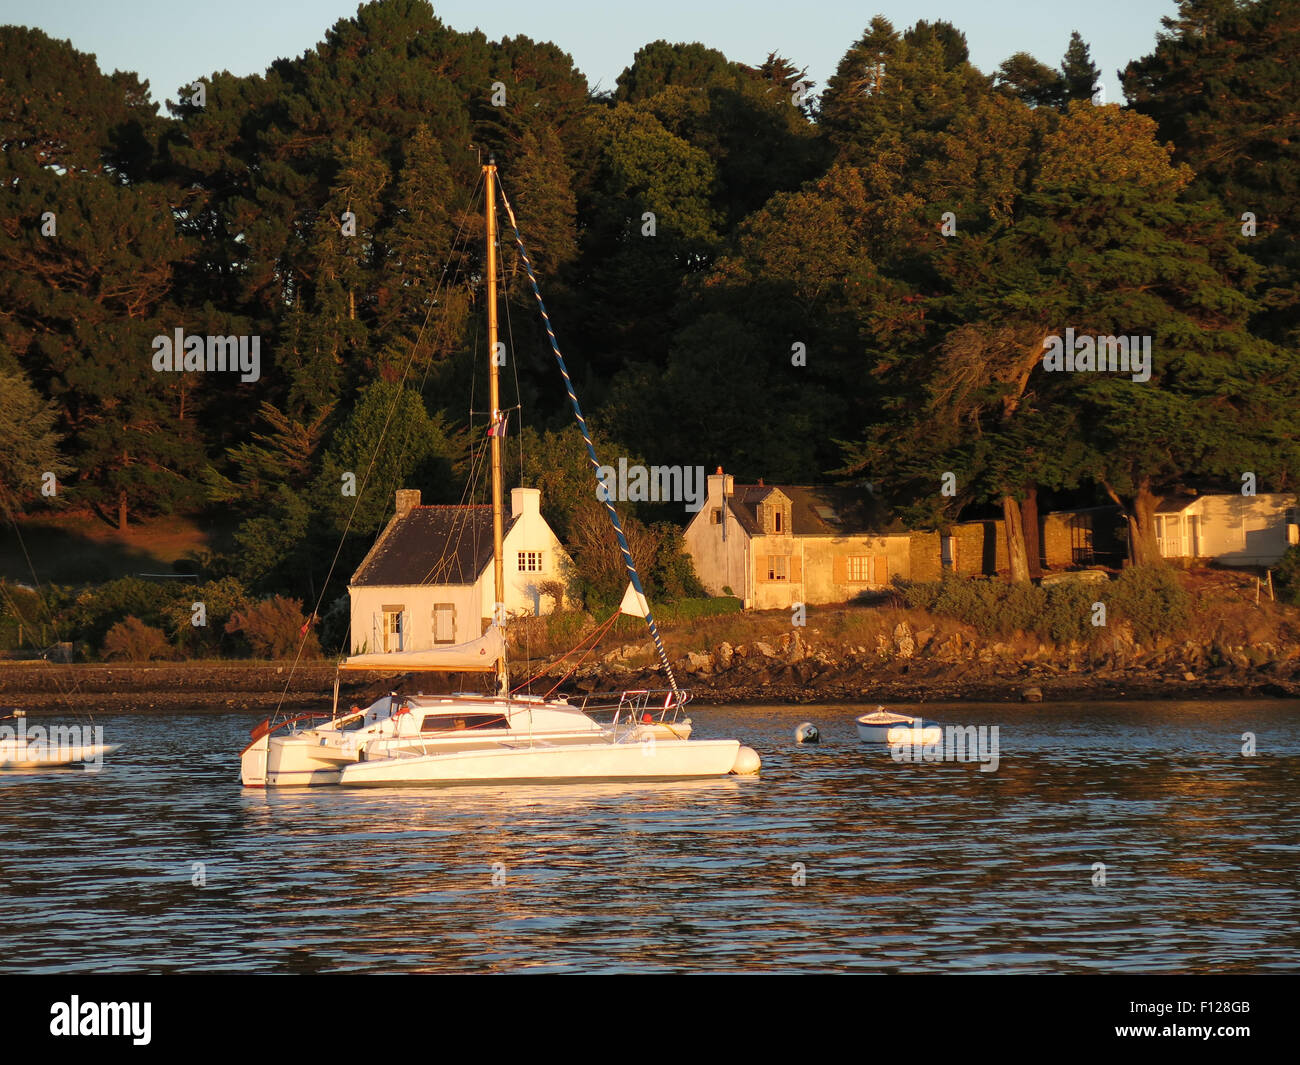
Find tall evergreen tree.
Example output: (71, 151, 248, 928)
(1124, 0, 1300, 345)
(1060, 31, 1101, 102)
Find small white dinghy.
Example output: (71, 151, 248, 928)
(0, 710, 119, 770)
(855, 707, 942, 745)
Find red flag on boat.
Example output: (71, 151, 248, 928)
(487, 410, 508, 438)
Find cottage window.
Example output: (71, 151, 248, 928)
(433, 603, 455, 644)
(847, 556, 872, 583)
(711, 507, 722, 525)
(773, 509, 783, 533)
(767, 556, 788, 581)
(518, 551, 543, 572)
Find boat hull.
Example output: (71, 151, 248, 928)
(241, 733, 350, 788)
(0, 742, 120, 769)
(338, 738, 744, 787)
(855, 713, 942, 745)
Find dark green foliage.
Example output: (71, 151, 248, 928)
(1060, 31, 1101, 103)
(163, 577, 254, 656)
(0, 369, 71, 508)
(0, 582, 47, 651)
(1108, 566, 1191, 643)
(1, 0, 1296, 650)
(654, 596, 742, 622)
(1041, 582, 1099, 644)
(1273, 545, 1300, 606)
(996, 52, 1065, 108)
(900, 565, 1191, 643)
(646, 524, 706, 601)
(1124, 0, 1300, 345)
(63, 578, 186, 652)
(900, 574, 1047, 636)
(0, 26, 205, 530)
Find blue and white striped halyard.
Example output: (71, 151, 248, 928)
(496, 183, 682, 701)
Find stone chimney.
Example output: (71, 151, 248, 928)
(395, 489, 421, 519)
(511, 487, 540, 519)
(707, 466, 733, 503)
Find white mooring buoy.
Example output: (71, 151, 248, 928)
(731, 746, 762, 774)
(794, 722, 820, 744)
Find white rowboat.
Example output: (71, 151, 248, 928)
(856, 708, 942, 745)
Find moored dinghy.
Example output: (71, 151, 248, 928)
(855, 707, 942, 745)
(0, 710, 120, 770)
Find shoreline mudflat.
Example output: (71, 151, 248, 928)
(1, 659, 1296, 714)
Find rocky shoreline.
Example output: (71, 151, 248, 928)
(2, 616, 1299, 713)
(581, 623, 1300, 703)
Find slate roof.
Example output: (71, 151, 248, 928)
(724, 485, 898, 536)
(351, 506, 520, 587)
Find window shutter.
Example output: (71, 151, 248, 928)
(833, 554, 847, 583)
(790, 553, 802, 582)
(875, 556, 888, 586)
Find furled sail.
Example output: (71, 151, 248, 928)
(339, 627, 505, 672)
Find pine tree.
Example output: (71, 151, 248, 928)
(1060, 31, 1101, 102)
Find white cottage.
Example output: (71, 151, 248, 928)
(1155, 492, 1298, 566)
(348, 488, 572, 654)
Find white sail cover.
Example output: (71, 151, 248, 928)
(619, 582, 650, 618)
(339, 627, 505, 672)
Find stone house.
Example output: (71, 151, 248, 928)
(683, 469, 914, 610)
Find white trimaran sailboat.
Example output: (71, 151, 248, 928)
(240, 157, 759, 787)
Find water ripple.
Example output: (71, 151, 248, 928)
(0, 699, 1296, 973)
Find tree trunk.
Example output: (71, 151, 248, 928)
(1020, 485, 1042, 579)
(1001, 494, 1031, 583)
(117, 489, 128, 533)
(1128, 477, 1161, 566)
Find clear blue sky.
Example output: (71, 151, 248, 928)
(4, 0, 1178, 108)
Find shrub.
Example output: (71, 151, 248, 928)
(163, 576, 253, 656)
(1109, 565, 1190, 643)
(898, 575, 943, 613)
(225, 596, 321, 659)
(67, 577, 186, 649)
(901, 574, 1046, 637)
(0, 582, 47, 652)
(315, 593, 351, 657)
(655, 596, 743, 622)
(1042, 582, 1100, 644)
(102, 616, 173, 661)
(1273, 545, 1300, 606)
(647, 523, 706, 601)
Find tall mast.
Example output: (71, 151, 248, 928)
(485, 157, 508, 696)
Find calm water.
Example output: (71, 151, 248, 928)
(1, 700, 1297, 974)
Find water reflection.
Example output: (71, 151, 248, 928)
(0, 700, 1296, 973)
